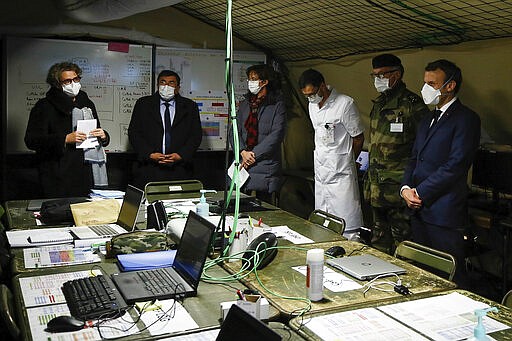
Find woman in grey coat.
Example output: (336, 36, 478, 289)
(236, 64, 286, 204)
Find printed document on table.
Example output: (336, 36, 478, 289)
(6, 227, 73, 248)
(158, 329, 220, 340)
(139, 299, 199, 336)
(19, 270, 101, 307)
(76, 119, 98, 149)
(271, 225, 314, 244)
(306, 307, 429, 340)
(23, 245, 101, 268)
(27, 303, 136, 341)
(292, 265, 362, 292)
(378, 292, 510, 340)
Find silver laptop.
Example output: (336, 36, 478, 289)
(327, 254, 406, 280)
(70, 185, 144, 239)
(111, 211, 216, 304)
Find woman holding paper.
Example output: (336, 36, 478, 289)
(25, 62, 110, 198)
(235, 65, 286, 204)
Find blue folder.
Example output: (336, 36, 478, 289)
(117, 250, 176, 271)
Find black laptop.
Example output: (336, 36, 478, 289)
(111, 211, 215, 304)
(217, 304, 281, 341)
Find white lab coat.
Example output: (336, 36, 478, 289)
(309, 88, 364, 233)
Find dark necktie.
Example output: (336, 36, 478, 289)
(163, 102, 172, 154)
(429, 109, 442, 130)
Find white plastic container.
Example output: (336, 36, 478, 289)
(306, 248, 324, 301)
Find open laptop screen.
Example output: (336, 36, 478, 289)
(117, 185, 144, 230)
(173, 211, 215, 288)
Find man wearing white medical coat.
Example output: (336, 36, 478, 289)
(299, 69, 365, 237)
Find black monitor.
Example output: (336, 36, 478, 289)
(217, 305, 281, 341)
(472, 146, 512, 195)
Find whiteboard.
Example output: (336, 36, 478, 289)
(5, 37, 152, 153)
(155, 47, 266, 150)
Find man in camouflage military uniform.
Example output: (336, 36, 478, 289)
(364, 54, 429, 253)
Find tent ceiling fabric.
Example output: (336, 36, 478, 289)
(173, 0, 512, 61)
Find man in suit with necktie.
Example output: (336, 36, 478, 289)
(401, 59, 480, 285)
(128, 70, 202, 190)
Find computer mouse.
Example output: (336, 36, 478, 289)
(46, 315, 84, 333)
(242, 232, 278, 270)
(325, 245, 346, 258)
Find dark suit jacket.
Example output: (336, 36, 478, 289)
(128, 92, 202, 189)
(402, 99, 480, 229)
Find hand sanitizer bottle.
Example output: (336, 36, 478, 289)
(468, 307, 499, 341)
(196, 189, 216, 217)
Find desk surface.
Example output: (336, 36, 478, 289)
(12, 261, 280, 341)
(223, 240, 457, 319)
(289, 289, 512, 340)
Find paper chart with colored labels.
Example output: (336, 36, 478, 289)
(19, 270, 101, 307)
(24, 245, 101, 268)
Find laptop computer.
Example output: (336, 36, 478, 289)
(217, 304, 281, 341)
(69, 185, 144, 239)
(327, 254, 406, 280)
(111, 210, 215, 304)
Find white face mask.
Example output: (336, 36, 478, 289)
(421, 83, 442, 105)
(159, 85, 175, 101)
(248, 80, 262, 95)
(374, 77, 390, 93)
(308, 92, 323, 104)
(62, 82, 81, 97)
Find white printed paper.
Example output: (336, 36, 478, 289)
(23, 245, 101, 269)
(76, 119, 99, 149)
(19, 270, 101, 307)
(306, 307, 429, 340)
(139, 299, 199, 336)
(228, 161, 249, 187)
(270, 225, 314, 244)
(378, 292, 509, 341)
(292, 265, 362, 292)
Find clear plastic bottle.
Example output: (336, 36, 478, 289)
(306, 248, 324, 301)
(196, 189, 216, 217)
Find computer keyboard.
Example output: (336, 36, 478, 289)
(137, 268, 179, 296)
(62, 275, 128, 320)
(89, 224, 120, 236)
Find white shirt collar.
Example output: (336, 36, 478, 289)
(437, 96, 457, 113)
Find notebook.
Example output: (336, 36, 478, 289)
(111, 210, 215, 304)
(327, 254, 406, 280)
(217, 304, 281, 341)
(69, 185, 144, 239)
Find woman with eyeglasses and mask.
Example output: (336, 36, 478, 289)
(234, 64, 286, 204)
(25, 62, 109, 198)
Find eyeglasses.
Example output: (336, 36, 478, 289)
(370, 69, 399, 79)
(60, 76, 81, 85)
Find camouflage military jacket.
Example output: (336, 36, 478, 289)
(364, 81, 428, 207)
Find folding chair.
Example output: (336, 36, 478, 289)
(144, 180, 203, 203)
(308, 209, 346, 235)
(502, 289, 512, 308)
(394, 240, 457, 281)
(0, 284, 20, 340)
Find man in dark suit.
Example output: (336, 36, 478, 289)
(128, 70, 202, 190)
(401, 60, 480, 285)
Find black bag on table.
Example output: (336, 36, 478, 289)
(39, 197, 89, 225)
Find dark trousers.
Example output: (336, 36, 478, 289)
(411, 215, 468, 287)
